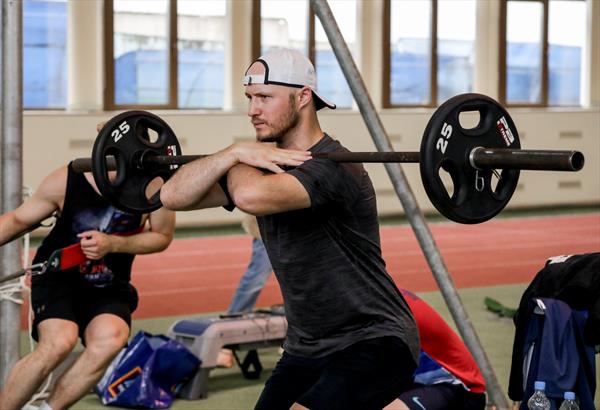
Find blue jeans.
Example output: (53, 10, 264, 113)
(227, 238, 273, 314)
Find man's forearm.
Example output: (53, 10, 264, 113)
(161, 145, 238, 210)
(0, 213, 36, 247)
(109, 231, 171, 255)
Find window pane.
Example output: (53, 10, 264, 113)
(548, 0, 585, 106)
(315, 0, 356, 109)
(177, 0, 225, 108)
(506, 1, 543, 104)
(437, 0, 475, 103)
(23, 0, 67, 109)
(261, 0, 308, 55)
(390, 0, 432, 105)
(113, 0, 169, 105)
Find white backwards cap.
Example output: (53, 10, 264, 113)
(243, 48, 336, 111)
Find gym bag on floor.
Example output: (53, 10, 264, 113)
(96, 331, 200, 409)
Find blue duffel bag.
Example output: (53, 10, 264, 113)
(96, 331, 200, 409)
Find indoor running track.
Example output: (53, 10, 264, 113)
(19, 213, 600, 327)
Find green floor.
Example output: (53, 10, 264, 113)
(21, 283, 599, 410)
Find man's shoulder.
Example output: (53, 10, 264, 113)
(49, 164, 70, 180)
(37, 165, 69, 195)
(312, 133, 347, 154)
(298, 135, 367, 185)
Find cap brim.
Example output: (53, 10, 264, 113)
(312, 90, 336, 111)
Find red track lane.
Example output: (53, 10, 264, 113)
(20, 213, 600, 328)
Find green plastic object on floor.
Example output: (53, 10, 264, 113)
(484, 297, 517, 318)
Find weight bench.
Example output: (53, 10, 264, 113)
(167, 311, 287, 399)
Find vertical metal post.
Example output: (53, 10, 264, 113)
(0, 0, 23, 387)
(309, 1, 510, 408)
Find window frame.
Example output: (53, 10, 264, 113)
(104, 0, 204, 110)
(252, 0, 355, 109)
(499, 0, 549, 107)
(251, 1, 314, 63)
(382, 0, 439, 108)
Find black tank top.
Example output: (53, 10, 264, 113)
(32, 163, 143, 287)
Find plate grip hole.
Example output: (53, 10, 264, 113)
(458, 109, 481, 130)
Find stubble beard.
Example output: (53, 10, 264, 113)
(256, 95, 299, 144)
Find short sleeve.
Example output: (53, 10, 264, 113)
(287, 159, 361, 211)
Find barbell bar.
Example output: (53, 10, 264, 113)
(72, 148, 583, 173)
(70, 94, 586, 223)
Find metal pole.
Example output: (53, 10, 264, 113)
(0, 0, 23, 387)
(310, 1, 510, 408)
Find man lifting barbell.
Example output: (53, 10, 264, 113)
(159, 48, 422, 410)
(0, 123, 175, 410)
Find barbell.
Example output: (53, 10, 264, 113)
(71, 93, 585, 224)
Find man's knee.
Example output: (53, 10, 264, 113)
(83, 333, 128, 370)
(37, 324, 79, 363)
(84, 316, 129, 361)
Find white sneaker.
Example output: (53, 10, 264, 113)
(21, 404, 39, 410)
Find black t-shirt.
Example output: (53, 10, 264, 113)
(224, 135, 419, 359)
(32, 163, 143, 287)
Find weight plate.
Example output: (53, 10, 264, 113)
(91, 110, 182, 213)
(420, 93, 521, 224)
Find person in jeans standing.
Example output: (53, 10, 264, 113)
(227, 214, 273, 314)
(218, 213, 274, 368)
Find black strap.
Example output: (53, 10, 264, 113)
(232, 349, 263, 380)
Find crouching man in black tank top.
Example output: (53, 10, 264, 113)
(160, 48, 420, 410)
(0, 158, 175, 410)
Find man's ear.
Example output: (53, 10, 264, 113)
(297, 87, 314, 110)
